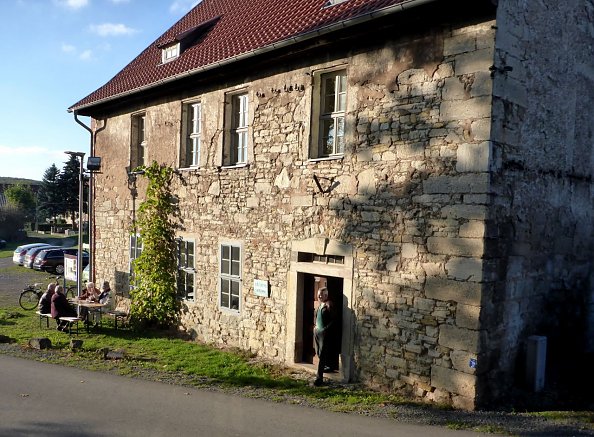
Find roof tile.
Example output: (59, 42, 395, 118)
(70, 0, 416, 111)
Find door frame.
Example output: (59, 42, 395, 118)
(285, 237, 355, 383)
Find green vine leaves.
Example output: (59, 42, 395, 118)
(129, 161, 180, 329)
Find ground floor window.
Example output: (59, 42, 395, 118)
(220, 243, 241, 311)
(177, 239, 195, 301)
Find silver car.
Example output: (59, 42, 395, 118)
(12, 243, 51, 266)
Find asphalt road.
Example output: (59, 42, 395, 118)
(0, 354, 488, 437)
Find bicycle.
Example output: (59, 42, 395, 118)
(19, 277, 76, 310)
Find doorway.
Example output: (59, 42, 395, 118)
(302, 274, 343, 372)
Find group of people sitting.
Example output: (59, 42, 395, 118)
(38, 281, 111, 332)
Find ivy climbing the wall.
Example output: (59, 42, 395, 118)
(129, 161, 179, 328)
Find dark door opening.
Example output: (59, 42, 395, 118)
(302, 274, 343, 369)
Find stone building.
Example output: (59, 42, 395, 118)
(69, 0, 594, 409)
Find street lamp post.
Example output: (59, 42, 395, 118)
(65, 151, 85, 298)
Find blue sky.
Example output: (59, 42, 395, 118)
(0, 0, 200, 181)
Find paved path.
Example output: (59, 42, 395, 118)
(0, 354, 486, 437)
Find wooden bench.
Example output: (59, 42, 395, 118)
(106, 310, 128, 330)
(36, 311, 52, 329)
(58, 317, 81, 335)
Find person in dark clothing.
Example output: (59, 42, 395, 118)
(38, 283, 56, 314)
(313, 287, 333, 386)
(51, 285, 77, 332)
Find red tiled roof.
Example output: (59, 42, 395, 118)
(70, 0, 431, 112)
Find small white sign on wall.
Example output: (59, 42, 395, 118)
(253, 279, 269, 297)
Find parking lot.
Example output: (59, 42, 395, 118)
(0, 257, 59, 308)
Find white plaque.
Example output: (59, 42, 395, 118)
(253, 279, 269, 297)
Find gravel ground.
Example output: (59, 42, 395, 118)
(1, 257, 593, 436)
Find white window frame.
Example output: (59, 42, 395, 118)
(177, 239, 195, 301)
(219, 242, 241, 312)
(223, 92, 249, 167)
(310, 69, 347, 159)
(162, 42, 180, 63)
(181, 101, 202, 169)
(129, 233, 143, 290)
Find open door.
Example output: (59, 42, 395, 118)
(301, 274, 343, 371)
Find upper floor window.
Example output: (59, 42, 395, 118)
(131, 113, 146, 169)
(220, 243, 241, 311)
(223, 92, 249, 166)
(180, 102, 201, 168)
(177, 239, 195, 301)
(310, 70, 347, 158)
(162, 42, 180, 63)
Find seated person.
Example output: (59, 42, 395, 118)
(51, 285, 77, 332)
(97, 281, 111, 305)
(80, 282, 100, 301)
(38, 283, 56, 314)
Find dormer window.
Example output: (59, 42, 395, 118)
(157, 16, 220, 66)
(162, 42, 180, 63)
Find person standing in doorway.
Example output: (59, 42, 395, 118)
(314, 287, 333, 386)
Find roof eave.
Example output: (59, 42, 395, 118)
(69, 0, 438, 114)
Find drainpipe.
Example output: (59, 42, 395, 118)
(73, 112, 106, 284)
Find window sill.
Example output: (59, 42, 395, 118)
(307, 155, 344, 163)
(178, 166, 202, 172)
(219, 307, 241, 315)
(220, 163, 249, 170)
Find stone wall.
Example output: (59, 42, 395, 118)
(91, 14, 496, 409)
(481, 0, 594, 406)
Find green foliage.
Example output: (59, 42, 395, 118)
(37, 164, 63, 222)
(0, 205, 26, 240)
(129, 161, 179, 329)
(4, 184, 36, 214)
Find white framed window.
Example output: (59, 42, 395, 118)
(177, 239, 195, 301)
(129, 233, 143, 289)
(162, 42, 180, 63)
(223, 92, 249, 166)
(181, 102, 202, 168)
(219, 243, 241, 311)
(310, 69, 347, 158)
(131, 113, 146, 169)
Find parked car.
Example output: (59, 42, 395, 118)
(33, 248, 89, 275)
(12, 243, 52, 265)
(0, 239, 6, 249)
(23, 245, 62, 269)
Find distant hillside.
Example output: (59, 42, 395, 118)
(0, 177, 42, 186)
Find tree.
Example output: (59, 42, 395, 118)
(129, 161, 179, 328)
(4, 184, 36, 214)
(58, 155, 81, 226)
(37, 164, 62, 222)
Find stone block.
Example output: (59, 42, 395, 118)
(427, 236, 484, 257)
(29, 338, 52, 350)
(456, 303, 481, 330)
(459, 221, 485, 238)
(453, 48, 494, 75)
(442, 77, 467, 101)
(357, 169, 377, 195)
(446, 257, 483, 282)
(423, 174, 490, 194)
(425, 277, 482, 305)
(439, 325, 479, 352)
(401, 243, 417, 259)
(470, 118, 491, 142)
(70, 339, 84, 350)
(456, 142, 490, 172)
(291, 195, 313, 207)
(440, 96, 492, 121)
(451, 350, 477, 375)
(444, 34, 476, 56)
(431, 365, 477, 400)
(452, 394, 476, 410)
